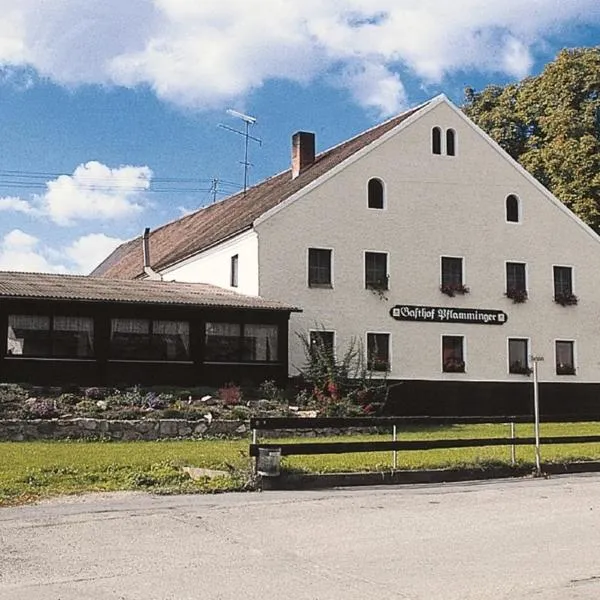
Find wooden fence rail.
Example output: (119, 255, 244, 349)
(249, 416, 600, 462)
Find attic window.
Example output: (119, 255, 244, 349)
(506, 194, 519, 223)
(432, 127, 442, 155)
(367, 178, 384, 209)
(446, 129, 456, 156)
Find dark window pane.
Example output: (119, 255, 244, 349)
(367, 333, 390, 371)
(110, 318, 151, 359)
(308, 248, 332, 286)
(506, 262, 526, 292)
(432, 127, 441, 155)
(205, 322, 241, 362)
(365, 252, 388, 289)
(556, 341, 575, 375)
(309, 330, 335, 357)
(53, 316, 94, 358)
(509, 338, 529, 373)
(7, 315, 50, 356)
(446, 129, 456, 156)
(242, 324, 278, 362)
(151, 320, 190, 361)
(506, 194, 519, 222)
(230, 254, 239, 287)
(553, 266, 573, 296)
(367, 178, 384, 209)
(441, 257, 463, 286)
(442, 336, 464, 372)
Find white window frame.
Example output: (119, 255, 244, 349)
(551, 264, 576, 297)
(504, 260, 528, 294)
(554, 339, 577, 376)
(506, 337, 531, 375)
(505, 193, 522, 225)
(307, 247, 334, 288)
(439, 255, 465, 287)
(308, 329, 336, 360)
(365, 331, 392, 373)
(366, 177, 386, 211)
(440, 333, 466, 374)
(363, 250, 390, 290)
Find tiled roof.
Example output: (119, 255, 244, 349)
(92, 102, 428, 279)
(0, 271, 299, 311)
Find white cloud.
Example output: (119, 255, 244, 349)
(0, 1, 599, 115)
(0, 161, 152, 226)
(41, 161, 151, 226)
(0, 196, 39, 215)
(0, 229, 68, 273)
(63, 233, 125, 274)
(0, 229, 125, 274)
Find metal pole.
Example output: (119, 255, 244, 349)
(252, 428, 258, 474)
(510, 421, 516, 466)
(392, 425, 397, 470)
(532, 357, 543, 476)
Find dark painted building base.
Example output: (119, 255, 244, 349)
(383, 379, 600, 417)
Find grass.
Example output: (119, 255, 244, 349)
(3, 422, 600, 506)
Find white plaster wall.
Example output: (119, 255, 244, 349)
(161, 230, 259, 296)
(256, 99, 600, 383)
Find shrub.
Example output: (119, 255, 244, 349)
(22, 398, 59, 419)
(218, 383, 243, 406)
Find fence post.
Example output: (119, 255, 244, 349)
(252, 428, 258, 474)
(392, 424, 397, 470)
(510, 421, 516, 465)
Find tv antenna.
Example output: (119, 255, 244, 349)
(219, 109, 262, 194)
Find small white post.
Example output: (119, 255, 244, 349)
(392, 425, 397, 470)
(510, 421, 516, 466)
(531, 355, 544, 477)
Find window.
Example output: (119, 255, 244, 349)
(367, 333, 390, 371)
(556, 341, 575, 375)
(242, 324, 278, 362)
(205, 322, 279, 363)
(506, 194, 519, 222)
(230, 254, 239, 287)
(367, 178, 384, 209)
(365, 252, 388, 290)
(308, 248, 332, 287)
(553, 266, 577, 305)
(446, 129, 456, 156)
(506, 262, 527, 301)
(110, 319, 190, 361)
(7, 315, 94, 358)
(309, 330, 335, 359)
(442, 336, 465, 372)
(441, 257, 463, 287)
(432, 127, 442, 155)
(508, 338, 530, 374)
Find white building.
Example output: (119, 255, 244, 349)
(94, 95, 600, 414)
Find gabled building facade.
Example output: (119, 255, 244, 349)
(94, 95, 600, 415)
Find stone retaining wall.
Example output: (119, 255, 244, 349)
(0, 418, 248, 441)
(0, 419, 385, 441)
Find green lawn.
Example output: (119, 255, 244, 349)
(2, 422, 600, 506)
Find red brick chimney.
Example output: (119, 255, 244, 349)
(292, 131, 315, 179)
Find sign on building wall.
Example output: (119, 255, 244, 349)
(390, 305, 508, 325)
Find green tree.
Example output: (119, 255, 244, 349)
(464, 48, 600, 231)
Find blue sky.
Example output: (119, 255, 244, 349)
(1, 0, 600, 274)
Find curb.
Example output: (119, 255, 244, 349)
(259, 461, 600, 490)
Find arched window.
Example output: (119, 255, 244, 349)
(432, 127, 442, 155)
(446, 129, 456, 156)
(367, 178, 384, 209)
(506, 194, 519, 222)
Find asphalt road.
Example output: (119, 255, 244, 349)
(1, 474, 600, 599)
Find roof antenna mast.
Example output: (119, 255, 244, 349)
(219, 109, 262, 194)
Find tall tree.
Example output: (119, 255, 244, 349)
(464, 48, 600, 231)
